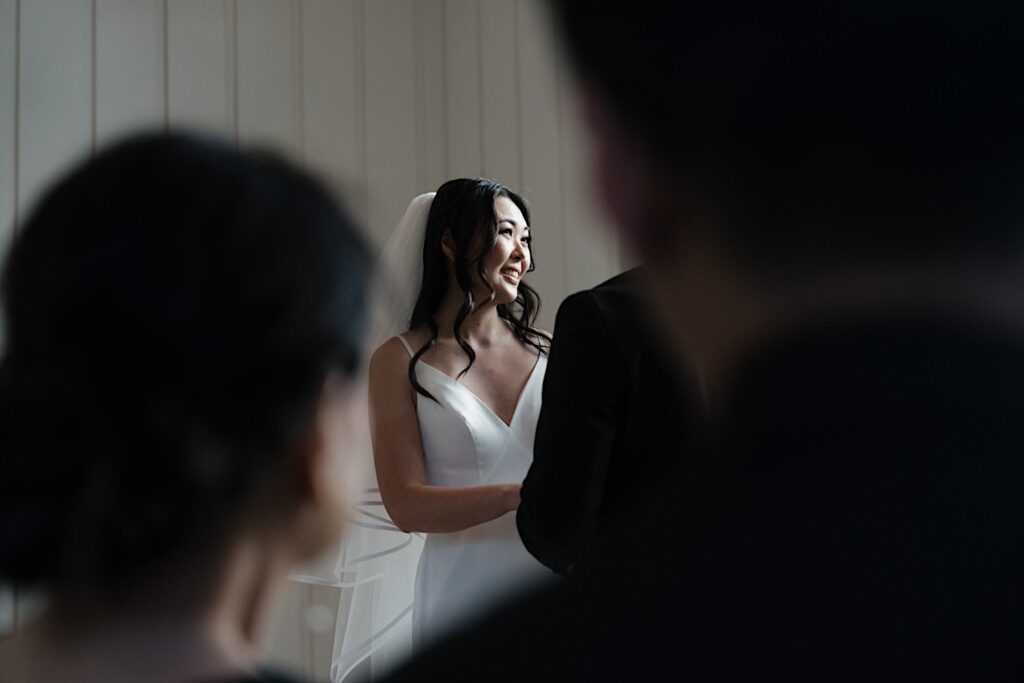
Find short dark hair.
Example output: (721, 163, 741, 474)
(548, 2, 1024, 272)
(0, 132, 371, 592)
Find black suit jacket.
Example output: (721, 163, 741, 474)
(517, 268, 698, 574)
(387, 312, 1024, 680)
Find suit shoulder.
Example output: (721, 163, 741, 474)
(565, 275, 640, 315)
(596, 267, 642, 290)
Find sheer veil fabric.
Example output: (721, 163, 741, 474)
(289, 194, 434, 682)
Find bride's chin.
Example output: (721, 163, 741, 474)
(494, 287, 517, 305)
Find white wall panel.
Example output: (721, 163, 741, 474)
(516, 0, 566, 327)
(442, 0, 482, 178)
(17, 0, 93, 216)
(414, 0, 447, 191)
(0, 0, 18, 246)
(558, 66, 619, 295)
(362, 0, 418, 245)
(478, 0, 520, 189)
(237, 0, 301, 153)
(95, 0, 166, 145)
(167, 0, 234, 136)
(300, 0, 364, 216)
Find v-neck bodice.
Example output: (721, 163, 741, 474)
(394, 335, 551, 647)
(396, 334, 546, 487)
(414, 353, 543, 429)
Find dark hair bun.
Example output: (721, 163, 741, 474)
(0, 132, 370, 588)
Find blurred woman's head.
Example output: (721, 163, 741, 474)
(0, 132, 371, 604)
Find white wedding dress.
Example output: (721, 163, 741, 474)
(395, 334, 552, 648)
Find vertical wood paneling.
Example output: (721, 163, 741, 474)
(167, 0, 234, 135)
(95, 0, 165, 145)
(478, 0, 520, 189)
(0, 0, 17, 248)
(236, 0, 300, 154)
(300, 0, 364, 217)
(415, 0, 448, 190)
(516, 0, 565, 330)
(442, 0, 482, 178)
(558, 65, 618, 295)
(362, 0, 418, 245)
(17, 0, 94, 217)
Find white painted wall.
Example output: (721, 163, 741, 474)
(0, 0, 620, 300)
(0, 0, 621, 678)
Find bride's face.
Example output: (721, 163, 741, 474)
(479, 196, 531, 305)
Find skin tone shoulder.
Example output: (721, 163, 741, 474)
(369, 196, 548, 534)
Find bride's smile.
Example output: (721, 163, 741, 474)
(482, 195, 532, 305)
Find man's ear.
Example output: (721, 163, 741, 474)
(577, 82, 672, 259)
(441, 229, 456, 263)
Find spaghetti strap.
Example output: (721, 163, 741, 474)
(395, 334, 415, 358)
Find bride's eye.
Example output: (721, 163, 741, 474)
(500, 228, 514, 237)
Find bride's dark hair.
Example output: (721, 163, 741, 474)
(408, 178, 550, 400)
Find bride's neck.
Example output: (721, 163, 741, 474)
(434, 284, 505, 343)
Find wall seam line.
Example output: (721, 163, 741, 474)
(440, 0, 449, 178)
(296, 0, 305, 162)
(162, 0, 169, 130)
(91, 0, 97, 155)
(355, 0, 367, 217)
(413, 0, 424, 190)
(474, 0, 484, 175)
(513, 0, 524, 192)
(231, 0, 239, 145)
(13, 0, 20, 237)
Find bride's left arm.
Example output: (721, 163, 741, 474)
(369, 338, 522, 534)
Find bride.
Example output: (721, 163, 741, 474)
(367, 178, 553, 650)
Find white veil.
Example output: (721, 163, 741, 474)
(327, 193, 435, 681)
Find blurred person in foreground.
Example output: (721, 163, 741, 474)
(388, 2, 1024, 679)
(0, 132, 371, 683)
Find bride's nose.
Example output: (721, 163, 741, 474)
(509, 241, 527, 261)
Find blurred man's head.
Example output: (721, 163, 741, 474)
(548, 1, 1024, 387)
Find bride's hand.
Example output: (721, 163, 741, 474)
(502, 483, 522, 512)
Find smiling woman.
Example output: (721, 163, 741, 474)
(339, 178, 556, 663)
(406, 178, 550, 401)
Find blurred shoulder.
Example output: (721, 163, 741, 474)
(590, 267, 643, 302)
(370, 334, 416, 379)
(370, 337, 407, 367)
(556, 269, 638, 321)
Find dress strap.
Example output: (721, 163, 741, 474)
(395, 334, 415, 358)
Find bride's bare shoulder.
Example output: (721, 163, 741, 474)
(370, 327, 430, 368)
(401, 325, 434, 350)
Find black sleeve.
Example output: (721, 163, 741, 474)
(517, 291, 625, 574)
